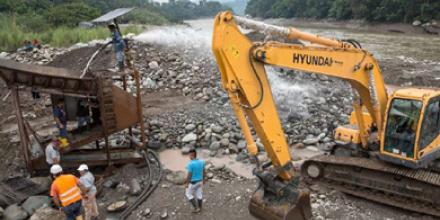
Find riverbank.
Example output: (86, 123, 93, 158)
(263, 17, 440, 36)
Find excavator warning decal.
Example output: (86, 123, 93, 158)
(293, 53, 334, 67)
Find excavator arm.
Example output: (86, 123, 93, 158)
(212, 12, 389, 220)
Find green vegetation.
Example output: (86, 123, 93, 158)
(158, 0, 231, 22)
(0, 14, 142, 52)
(245, 0, 440, 23)
(0, 0, 230, 51)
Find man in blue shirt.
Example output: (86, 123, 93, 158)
(108, 23, 126, 71)
(185, 149, 206, 213)
(53, 99, 67, 138)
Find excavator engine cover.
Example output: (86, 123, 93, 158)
(249, 170, 312, 220)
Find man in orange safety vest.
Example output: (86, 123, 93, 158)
(50, 164, 86, 220)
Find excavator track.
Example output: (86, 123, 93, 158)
(302, 155, 440, 217)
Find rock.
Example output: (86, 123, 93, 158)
(29, 206, 63, 220)
(257, 153, 268, 163)
(142, 208, 152, 216)
(30, 177, 51, 191)
(4, 204, 28, 220)
(306, 146, 320, 152)
(130, 179, 142, 196)
(220, 138, 229, 147)
(143, 78, 157, 89)
(211, 178, 222, 184)
(185, 124, 196, 131)
(317, 133, 326, 141)
(116, 182, 130, 194)
(237, 140, 247, 150)
(228, 143, 239, 154)
(0, 206, 3, 217)
(148, 61, 159, 69)
(103, 179, 117, 188)
(209, 141, 221, 150)
(207, 172, 214, 179)
(211, 125, 224, 133)
(160, 210, 168, 219)
(303, 137, 319, 145)
(148, 140, 162, 150)
(292, 155, 302, 161)
(413, 20, 422, 26)
(21, 196, 51, 215)
(182, 133, 197, 143)
(166, 171, 187, 185)
(236, 151, 248, 161)
(181, 145, 192, 154)
(107, 201, 127, 212)
(293, 143, 305, 149)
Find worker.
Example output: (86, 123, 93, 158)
(76, 99, 90, 133)
(77, 164, 99, 220)
(185, 149, 206, 213)
(32, 39, 42, 49)
(53, 99, 68, 140)
(50, 164, 85, 220)
(24, 40, 34, 52)
(45, 137, 61, 167)
(108, 23, 126, 71)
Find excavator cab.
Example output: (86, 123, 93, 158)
(380, 90, 440, 168)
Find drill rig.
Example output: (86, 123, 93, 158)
(212, 11, 440, 219)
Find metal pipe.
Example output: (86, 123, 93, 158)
(233, 15, 349, 48)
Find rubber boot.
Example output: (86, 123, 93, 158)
(118, 61, 124, 72)
(189, 199, 199, 213)
(197, 199, 203, 211)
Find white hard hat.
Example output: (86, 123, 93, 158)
(77, 164, 88, 171)
(50, 164, 63, 175)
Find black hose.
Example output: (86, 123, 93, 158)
(119, 150, 163, 220)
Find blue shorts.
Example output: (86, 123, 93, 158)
(63, 201, 82, 220)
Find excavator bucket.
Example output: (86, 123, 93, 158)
(249, 187, 312, 220)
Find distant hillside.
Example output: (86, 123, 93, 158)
(222, 0, 247, 15)
(246, 0, 440, 23)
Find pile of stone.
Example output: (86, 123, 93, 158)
(1, 45, 68, 65)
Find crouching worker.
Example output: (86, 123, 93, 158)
(50, 165, 85, 220)
(78, 164, 99, 220)
(185, 149, 206, 213)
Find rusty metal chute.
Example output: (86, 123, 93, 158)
(0, 58, 146, 174)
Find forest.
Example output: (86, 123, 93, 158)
(245, 0, 440, 23)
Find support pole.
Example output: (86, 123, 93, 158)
(11, 87, 32, 173)
(122, 75, 134, 149)
(125, 49, 146, 148)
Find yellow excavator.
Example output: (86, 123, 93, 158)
(212, 11, 440, 220)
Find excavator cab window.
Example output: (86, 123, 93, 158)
(420, 97, 440, 150)
(384, 98, 422, 158)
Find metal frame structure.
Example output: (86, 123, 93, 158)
(0, 58, 146, 175)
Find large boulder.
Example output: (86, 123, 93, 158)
(30, 206, 64, 220)
(181, 133, 197, 143)
(22, 196, 51, 215)
(3, 204, 28, 220)
(30, 177, 52, 192)
(165, 171, 187, 185)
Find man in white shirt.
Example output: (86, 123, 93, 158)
(78, 164, 99, 220)
(45, 137, 60, 166)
